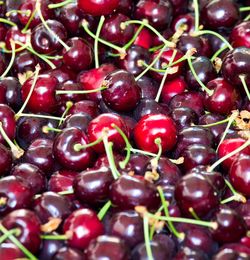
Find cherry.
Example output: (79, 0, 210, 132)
(170, 0, 188, 15)
(108, 210, 144, 248)
(68, 100, 100, 118)
(53, 247, 84, 260)
(74, 166, 113, 205)
(175, 173, 219, 217)
(174, 247, 209, 260)
(135, 0, 173, 30)
(11, 163, 46, 194)
(49, 66, 77, 84)
(133, 26, 153, 49)
(0, 243, 24, 260)
(21, 74, 59, 114)
(0, 144, 12, 177)
(204, 78, 240, 115)
(229, 155, 250, 197)
(213, 246, 250, 259)
(134, 113, 177, 153)
(126, 154, 150, 176)
(39, 239, 64, 260)
(53, 127, 95, 171)
(0, 176, 33, 215)
(62, 37, 93, 71)
(211, 207, 247, 244)
(230, 21, 250, 48)
(0, 24, 7, 41)
(77, 0, 119, 16)
(87, 113, 129, 153)
(236, 201, 250, 229)
(5, 26, 29, 50)
(62, 113, 92, 133)
(63, 208, 104, 250)
(171, 13, 195, 33)
(33, 191, 72, 224)
(1, 209, 41, 253)
(101, 70, 141, 112)
(0, 53, 6, 75)
(85, 235, 130, 260)
(201, 0, 240, 30)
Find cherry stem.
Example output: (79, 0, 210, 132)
(0, 228, 21, 244)
(18, 113, 65, 122)
(58, 101, 73, 127)
(239, 7, 250, 12)
(22, 8, 37, 33)
(40, 234, 68, 240)
(0, 224, 38, 260)
(74, 137, 103, 152)
(211, 45, 228, 62)
(0, 18, 17, 27)
(143, 215, 154, 260)
(102, 133, 121, 180)
(55, 86, 107, 95)
(48, 0, 74, 9)
(82, 20, 126, 58)
(0, 1, 3, 4)
(223, 179, 247, 203)
(137, 60, 167, 73)
(209, 138, 250, 172)
(189, 208, 200, 220)
(123, 24, 145, 50)
(111, 123, 131, 169)
(155, 49, 177, 102)
(42, 126, 62, 134)
(200, 117, 229, 127)
(36, 1, 70, 51)
(94, 16, 105, 68)
(216, 110, 239, 153)
(149, 44, 164, 52)
(0, 122, 24, 159)
(187, 55, 214, 96)
(239, 75, 250, 101)
(244, 13, 250, 21)
(150, 138, 162, 171)
(149, 205, 164, 239)
(0, 40, 15, 79)
(97, 200, 112, 220)
(158, 186, 185, 240)
(220, 196, 237, 204)
(135, 43, 169, 81)
(15, 65, 41, 120)
(58, 190, 74, 195)
(193, 0, 200, 32)
(123, 19, 175, 48)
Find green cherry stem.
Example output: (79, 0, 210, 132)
(94, 16, 105, 68)
(244, 13, 250, 21)
(17, 113, 65, 122)
(208, 138, 250, 172)
(155, 49, 177, 102)
(15, 65, 41, 120)
(149, 205, 164, 239)
(42, 126, 62, 134)
(210, 45, 228, 62)
(97, 200, 112, 220)
(58, 101, 73, 126)
(193, 0, 200, 32)
(0, 224, 38, 260)
(123, 24, 145, 50)
(189, 208, 200, 220)
(0, 1, 3, 4)
(239, 6, 250, 12)
(239, 75, 250, 101)
(150, 138, 162, 171)
(157, 186, 185, 240)
(143, 215, 154, 260)
(40, 234, 69, 240)
(55, 86, 107, 95)
(200, 117, 229, 128)
(0, 18, 17, 27)
(0, 228, 21, 244)
(0, 40, 16, 79)
(111, 123, 131, 170)
(73, 136, 103, 152)
(222, 179, 246, 203)
(22, 9, 37, 33)
(48, 0, 74, 9)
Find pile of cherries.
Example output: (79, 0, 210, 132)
(1, 0, 250, 259)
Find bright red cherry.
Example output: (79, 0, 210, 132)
(133, 114, 177, 153)
(230, 21, 250, 48)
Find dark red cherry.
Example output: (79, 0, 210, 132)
(230, 21, 250, 48)
(201, 0, 240, 30)
(110, 175, 159, 210)
(0, 176, 33, 215)
(171, 13, 195, 33)
(134, 113, 177, 153)
(21, 74, 59, 114)
(116, 0, 134, 16)
(68, 100, 100, 118)
(62, 113, 92, 133)
(11, 163, 46, 194)
(101, 70, 141, 112)
(213, 245, 250, 259)
(53, 127, 95, 171)
(174, 247, 209, 260)
(62, 37, 93, 71)
(39, 239, 64, 260)
(108, 210, 144, 248)
(85, 235, 130, 260)
(175, 173, 219, 217)
(31, 20, 67, 54)
(49, 66, 77, 84)
(0, 53, 6, 76)
(0, 144, 12, 177)
(136, 76, 158, 100)
(1, 209, 41, 253)
(5, 26, 29, 50)
(63, 208, 104, 250)
(126, 154, 150, 176)
(235, 201, 250, 229)
(0, 243, 24, 260)
(34, 191, 72, 224)
(229, 155, 250, 197)
(0, 24, 7, 41)
(53, 247, 84, 260)
(74, 167, 113, 205)
(211, 207, 247, 243)
(100, 13, 134, 46)
(135, 0, 173, 30)
(78, 0, 119, 16)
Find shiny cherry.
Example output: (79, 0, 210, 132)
(53, 247, 84, 260)
(0, 144, 12, 177)
(230, 21, 250, 48)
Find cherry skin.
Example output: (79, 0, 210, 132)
(174, 247, 209, 260)
(229, 155, 250, 197)
(235, 201, 250, 229)
(0, 243, 24, 260)
(230, 21, 250, 48)
(77, 0, 119, 16)
(133, 113, 177, 153)
(63, 37, 93, 71)
(38, 240, 64, 260)
(49, 66, 77, 84)
(63, 208, 104, 250)
(171, 13, 195, 33)
(108, 210, 144, 248)
(85, 235, 130, 260)
(1, 209, 41, 253)
(68, 100, 100, 118)
(53, 127, 95, 171)
(175, 173, 219, 217)
(62, 113, 92, 133)
(21, 74, 59, 114)
(87, 113, 129, 153)
(133, 26, 153, 49)
(0, 144, 12, 177)
(110, 175, 159, 210)
(136, 76, 158, 100)
(101, 70, 141, 112)
(53, 247, 84, 260)
(5, 26, 29, 50)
